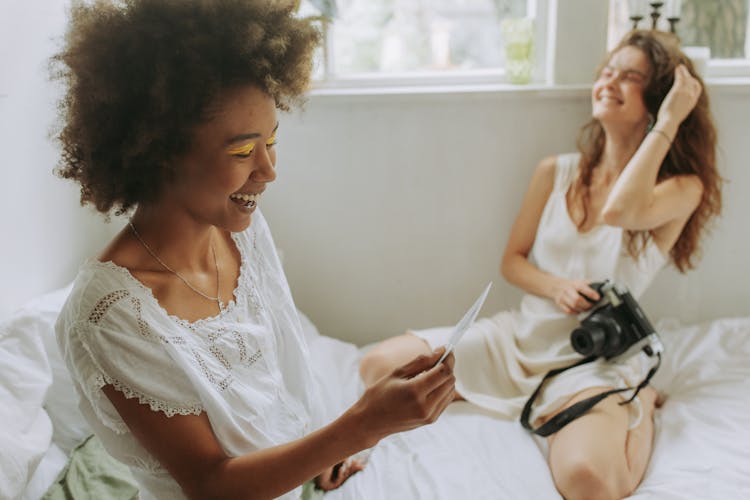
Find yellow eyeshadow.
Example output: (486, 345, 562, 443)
(227, 142, 255, 156)
(266, 134, 276, 146)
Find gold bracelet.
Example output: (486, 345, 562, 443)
(649, 128, 672, 145)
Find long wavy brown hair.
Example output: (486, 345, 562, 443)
(574, 30, 722, 272)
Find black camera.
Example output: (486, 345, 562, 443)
(570, 280, 664, 360)
(522, 280, 664, 436)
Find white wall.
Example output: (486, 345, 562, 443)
(263, 88, 589, 344)
(2, 2, 748, 343)
(262, 84, 750, 345)
(640, 85, 750, 324)
(0, 1, 119, 321)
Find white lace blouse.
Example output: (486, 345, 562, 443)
(56, 211, 325, 500)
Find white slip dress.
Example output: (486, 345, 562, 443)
(412, 153, 667, 426)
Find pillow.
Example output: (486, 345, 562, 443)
(21, 443, 68, 500)
(5, 284, 92, 455)
(0, 299, 55, 498)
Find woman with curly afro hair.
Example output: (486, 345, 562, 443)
(53, 1, 456, 498)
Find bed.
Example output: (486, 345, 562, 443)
(2, 286, 749, 499)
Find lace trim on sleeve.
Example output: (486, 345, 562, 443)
(95, 373, 204, 418)
(84, 371, 204, 435)
(72, 321, 204, 434)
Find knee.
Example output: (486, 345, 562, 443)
(359, 349, 393, 386)
(552, 456, 627, 500)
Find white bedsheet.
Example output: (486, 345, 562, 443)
(310, 317, 750, 500)
(0, 286, 83, 500)
(3, 294, 747, 499)
(0, 307, 55, 500)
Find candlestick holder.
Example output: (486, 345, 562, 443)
(666, 16, 679, 33)
(631, 1, 680, 36)
(649, 2, 664, 30)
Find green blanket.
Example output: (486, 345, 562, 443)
(43, 435, 324, 499)
(42, 435, 138, 500)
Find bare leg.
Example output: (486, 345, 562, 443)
(359, 334, 432, 387)
(546, 386, 658, 500)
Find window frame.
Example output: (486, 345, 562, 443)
(609, 0, 750, 81)
(308, 0, 750, 93)
(707, 58, 750, 79)
(310, 0, 548, 90)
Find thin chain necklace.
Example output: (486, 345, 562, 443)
(128, 221, 226, 313)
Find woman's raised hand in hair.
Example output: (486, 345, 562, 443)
(657, 64, 703, 127)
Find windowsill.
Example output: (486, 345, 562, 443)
(308, 77, 750, 99)
(704, 77, 750, 91)
(309, 81, 592, 99)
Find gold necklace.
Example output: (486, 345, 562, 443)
(128, 222, 226, 312)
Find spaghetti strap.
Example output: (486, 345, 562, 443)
(552, 153, 580, 193)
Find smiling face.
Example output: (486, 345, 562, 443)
(164, 85, 278, 233)
(591, 46, 652, 129)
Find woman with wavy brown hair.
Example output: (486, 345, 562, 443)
(577, 31, 721, 274)
(360, 30, 722, 500)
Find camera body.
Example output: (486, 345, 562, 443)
(570, 281, 664, 360)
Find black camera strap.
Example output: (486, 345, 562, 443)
(520, 352, 662, 437)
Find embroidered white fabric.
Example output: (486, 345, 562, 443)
(55, 210, 326, 500)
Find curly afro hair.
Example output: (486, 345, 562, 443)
(52, 0, 321, 215)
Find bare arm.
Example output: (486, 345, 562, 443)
(602, 65, 705, 232)
(500, 156, 557, 297)
(500, 157, 600, 314)
(103, 349, 455, 500)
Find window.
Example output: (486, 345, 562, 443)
(608, 0, 750, 78)
(300, 0, 534, 86)
(298, 0, 750, 90)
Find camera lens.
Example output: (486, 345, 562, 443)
(571, 325, 607, 357)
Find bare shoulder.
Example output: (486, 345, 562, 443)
(650, 174, 705, 252)
(529, 155, 558, 192)
(662, 173, 704, 209)
(536, 155, 558, 176)
(671, 173, 704, 195)
(98, 225, 157, 272)
(98, 226, 133, 263)
(513, 155, 560, 217)
(96, 226, 171, 295)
